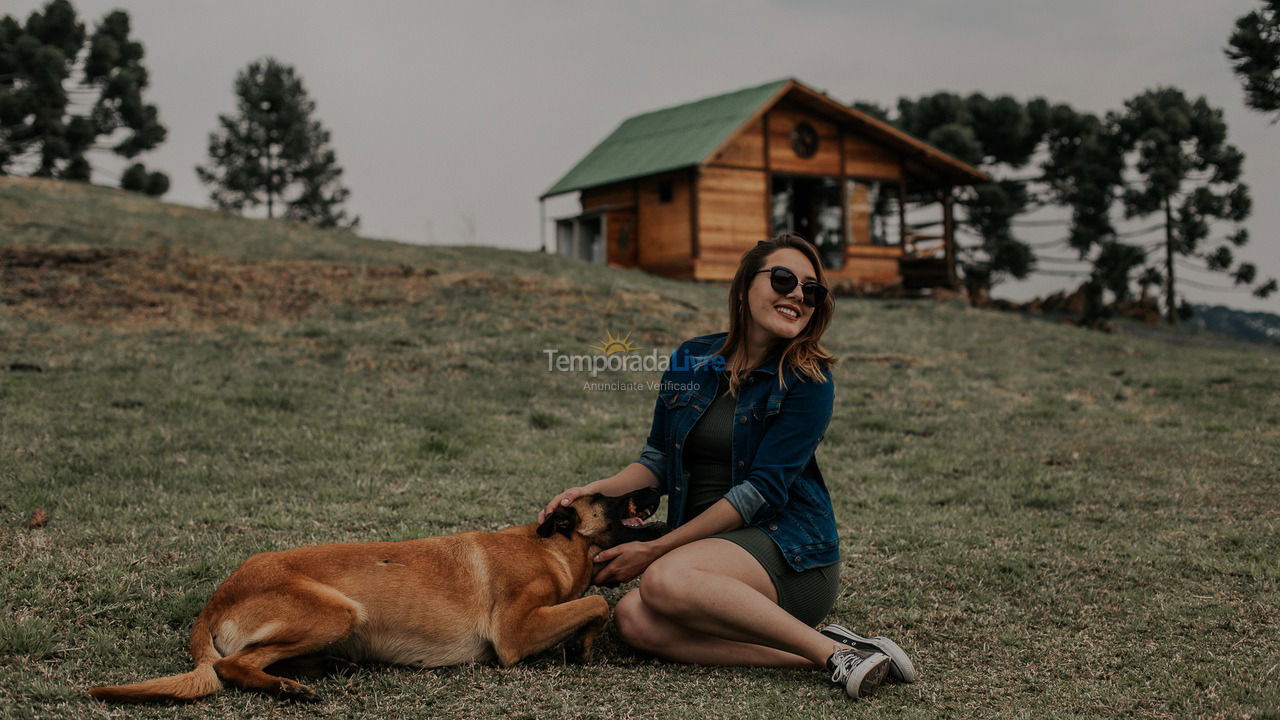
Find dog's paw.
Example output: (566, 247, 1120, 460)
(563, 637, 594, 664)
(275, 679, 321, 703)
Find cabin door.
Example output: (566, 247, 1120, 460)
(770, 174, 845, 269)
(606, 211, 637, 267)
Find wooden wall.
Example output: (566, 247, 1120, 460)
(582, 181, 635, 211)
(694, 167, 768, 281)
(767, 101, 841, 176)
(710, 117, 765, 169)
(844, 134, 901, 180)
(836, 246, 902, 288)
(636, 171, 694, 278)
(695, 99, 911, 287)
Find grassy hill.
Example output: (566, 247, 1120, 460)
(1, 177, 1277, 719)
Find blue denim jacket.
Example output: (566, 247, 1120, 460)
(635, 332, 839, 571)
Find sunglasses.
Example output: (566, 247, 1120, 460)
(754, 266, 829, 308)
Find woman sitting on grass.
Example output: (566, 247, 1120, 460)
(540, 232, 915, 699)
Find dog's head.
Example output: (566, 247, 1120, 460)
(536, 487, 666, 549)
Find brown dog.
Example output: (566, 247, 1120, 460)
(88, 488, 663, 703)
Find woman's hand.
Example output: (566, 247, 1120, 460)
(592, 541, 665, 585)
(538, 486, 589, 524)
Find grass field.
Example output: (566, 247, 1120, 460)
(1, 177, 1278, 719)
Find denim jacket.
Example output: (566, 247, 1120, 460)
(635, 332, 839, 571)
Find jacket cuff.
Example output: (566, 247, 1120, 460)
(636, 443, 667, 492)
(723, 482, 771, 524)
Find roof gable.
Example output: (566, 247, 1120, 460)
(541, 79, 789, 198)
(542, 79, 988, 199)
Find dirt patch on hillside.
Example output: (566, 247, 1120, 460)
(0, 245, 712, 338)
(0, 244, 441, 327)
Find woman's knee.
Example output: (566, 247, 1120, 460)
(637, 556, 701, 617)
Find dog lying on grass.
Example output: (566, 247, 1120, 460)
(88, 488, 664, 703)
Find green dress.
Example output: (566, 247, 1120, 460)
(682, 371, 840, 627)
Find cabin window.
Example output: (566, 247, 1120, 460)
(658, 179, 674, 203)
(771, 175, 844, 270)
(847, 180, 901, 247)
(791, 122, 819, 159)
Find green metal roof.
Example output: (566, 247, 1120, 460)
(541, 79, 790, 199)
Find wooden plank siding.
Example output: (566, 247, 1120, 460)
(636, 171, 694, 278)
(765, 102, 841, 176)
(845, 133, 902, 180)
(694, 166, 768, 281)
(581, 181, 636, 211)
(834, 246, 902, 288)
(710, 117, 765, 169)
(700, 99, 911, 287)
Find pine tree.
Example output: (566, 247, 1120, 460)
(1226, 0, 1280, 123)
(195, 57, 358, 230)
(0, 0, 167, 194)
(890, 92, 1047, 297)
(1113, 87, 1272, 323)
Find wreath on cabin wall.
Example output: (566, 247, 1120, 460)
(791, 121, 818, 158)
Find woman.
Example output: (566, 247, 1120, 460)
(539, 233, 915, 699)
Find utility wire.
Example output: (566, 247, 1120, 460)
(1035, 268, 1091, 278)
(1036, 255, 1092, 265)
(1012, 218, 1072, 227)
(1118, 223, 1164, 238)
(1175, 275, 1249, 293)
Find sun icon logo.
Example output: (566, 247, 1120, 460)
(589, 329, 640, 355)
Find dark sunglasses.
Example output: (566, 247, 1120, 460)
(754, 266, 828, 308)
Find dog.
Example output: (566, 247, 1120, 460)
(88, 488, 664, 703)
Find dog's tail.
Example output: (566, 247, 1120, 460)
(88, 614, 223, 703)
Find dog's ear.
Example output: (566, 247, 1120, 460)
(536, 506, 579, 538)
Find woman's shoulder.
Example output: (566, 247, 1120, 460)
(678, 332, 728, 351)
(778, 361, 835, 398)
(669, 332, 728, 362)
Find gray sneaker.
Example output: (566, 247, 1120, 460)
(827, 647, 890, 698)
(820, 624, 917, 683)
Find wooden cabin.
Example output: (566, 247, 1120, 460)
(540, 78, 989, 293)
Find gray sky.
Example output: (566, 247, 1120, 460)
(10, 0, 1279, 312)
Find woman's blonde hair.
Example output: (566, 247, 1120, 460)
(710, 232, 837, 395)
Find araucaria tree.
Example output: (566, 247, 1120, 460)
(1226, 0, 1280, 123)
(1114, 87, 1273, 323)
(887, 92, 1046, 299)
(0, 0, 168, 194)
(196, 57, 358, 230)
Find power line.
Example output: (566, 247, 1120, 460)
(1012, 218, 1071, 227)
(1035, 268, 1091, 278)
(1175, 275, 1249, 293)
(1036, 255, 1092, 265)
(1026, 237, 1070, 249)
(1117, 223, 1164, 238)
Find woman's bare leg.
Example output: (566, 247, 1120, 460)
(613, 538, 840, 667)
(615, 589, 815, 667)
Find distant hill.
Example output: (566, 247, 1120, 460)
(1189, 304, 1280, 346)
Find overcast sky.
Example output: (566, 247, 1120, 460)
(9, 0, 1279, 312)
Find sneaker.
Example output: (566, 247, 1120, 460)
(826, 647, 890, 698)
(820, 624, 917, 684)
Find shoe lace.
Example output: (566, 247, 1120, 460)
(828, 649, 864, 684)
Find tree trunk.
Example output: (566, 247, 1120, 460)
(266, 144, 275, 219)
(1164, 196, 1175, 324)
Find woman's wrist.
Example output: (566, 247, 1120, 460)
(650, 533, 680, 556)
